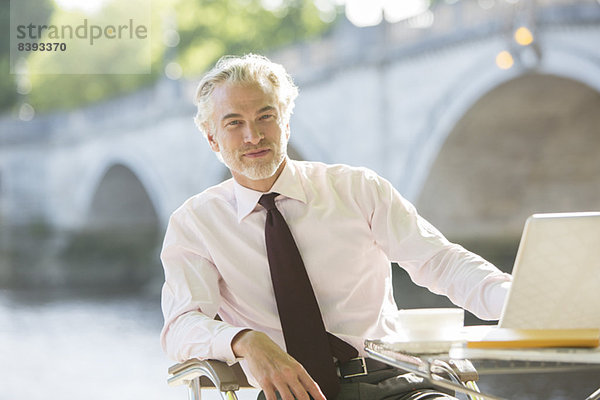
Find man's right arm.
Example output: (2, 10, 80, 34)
(160, 211, 325, 400)
(160, 210, 249, 363)
(162, 291, 325, 400)
(161, 283, 248, 363)
(161, 254, 325, 400)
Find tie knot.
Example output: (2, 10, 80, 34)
(259, 192, 279, 211)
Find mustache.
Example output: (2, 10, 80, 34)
(239, 140, 273, 153)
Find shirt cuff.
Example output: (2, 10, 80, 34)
(494, 277, 512, 302)
(486, 274, 513, 319)
(213, 325, 252, 365)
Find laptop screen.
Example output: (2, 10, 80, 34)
(499, 212, 600, 329)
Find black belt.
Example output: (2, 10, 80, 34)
(336, 357, 393, 379)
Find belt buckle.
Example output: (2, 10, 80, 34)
(342, 357, 368, 378)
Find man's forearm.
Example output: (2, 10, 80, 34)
(410, 244, 512, 319)
(230, 329, 326, 400)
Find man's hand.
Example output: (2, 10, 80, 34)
(232, 330, 326, 400)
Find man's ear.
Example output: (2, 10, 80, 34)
(206, 127, 220, 153)
(285, 123, 290, 140)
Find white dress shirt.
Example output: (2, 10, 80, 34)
(160, 160, 512, 386)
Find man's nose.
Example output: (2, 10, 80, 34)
(243, 123, 263, 144)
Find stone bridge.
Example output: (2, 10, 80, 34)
(1, 0, 599, 286)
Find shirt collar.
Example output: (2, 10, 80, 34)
(233, 159, 307, 222)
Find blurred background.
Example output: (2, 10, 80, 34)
(1, 0, 599, 399)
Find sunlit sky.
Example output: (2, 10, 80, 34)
(52, 0, 432, 27)
(339, 0, 431, 27)
(262, 0, 433, 27)
(53, 0, 110, 15)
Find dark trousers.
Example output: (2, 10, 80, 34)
(335, 367, 457, 400)
(257, 367, 458, 400)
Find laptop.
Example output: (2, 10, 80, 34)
(499, 212, 600, 330)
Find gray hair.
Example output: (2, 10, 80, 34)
(193, 54, 299, 139)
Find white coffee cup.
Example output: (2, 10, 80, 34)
(388, 308, 464, 341)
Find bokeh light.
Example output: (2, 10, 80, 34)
(496, 50, 514, 70)
(344, 0, 384, 27)
(313, 0, 338, 23)
(344, 0, 433, 27)
(165, 62, 183, 80)
(16, 77, 32, 95)
(163, 29, 181, 48)
(53, 0, 109, 14)
(18, 103, 35, 121)
(514, 26, 534, 46)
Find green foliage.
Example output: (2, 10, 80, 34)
(0, 3, 15, 110)
(0, 58, 18, 111)
(175, 0, 332, 76)
(0, 0, 53, 111)
(1, 0, 334, 114)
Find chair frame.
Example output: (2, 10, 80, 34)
(168, 359, 246, 400)
(167, 357, 481, 400)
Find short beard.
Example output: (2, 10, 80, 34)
(221, 139, 287, 181)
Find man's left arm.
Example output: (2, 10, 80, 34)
(406, 243, 512, 320)
(365, 172, 512, 320)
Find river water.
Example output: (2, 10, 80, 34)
(0, 287, 259, 400)
(3, 285, 599, 400)
(1, 246, 599, 400)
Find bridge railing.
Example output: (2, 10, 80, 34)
(1, 0, 598, 145)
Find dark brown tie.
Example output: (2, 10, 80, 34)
(259, 193, 357, 399)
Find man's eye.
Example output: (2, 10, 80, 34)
(259, 114, 275, 121)
(226, 120, 242, 127)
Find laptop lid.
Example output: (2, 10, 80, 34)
(499, 212, 600, 329)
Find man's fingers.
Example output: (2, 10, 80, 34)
(272, 374, 299, 400)
(262, 385, 278, 400)
(298, 373, 326, 400)
(287, 377, 311, 400)
(263, 375, 323, 400)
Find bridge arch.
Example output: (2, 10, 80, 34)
(414, 72, 600, 267)
(87, 162, 160, 230)
(82, 154, 167, 229)
(404, 42, 600, 203)
(60, 159, 165, 287)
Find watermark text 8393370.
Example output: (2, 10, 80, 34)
(17, 42, 67, 52)
(10, 0, 151, 74)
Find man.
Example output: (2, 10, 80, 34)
(160, 54, 512, 400)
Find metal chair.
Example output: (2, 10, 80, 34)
(167, 357, 482, 400)
(167, 358, 250, 400)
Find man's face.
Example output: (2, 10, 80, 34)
(207, 82, 289, 188)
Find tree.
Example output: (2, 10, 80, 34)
(0, 0, 53, 112)
(2, 0, 335, 114)
(175, 0, 332, 75)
